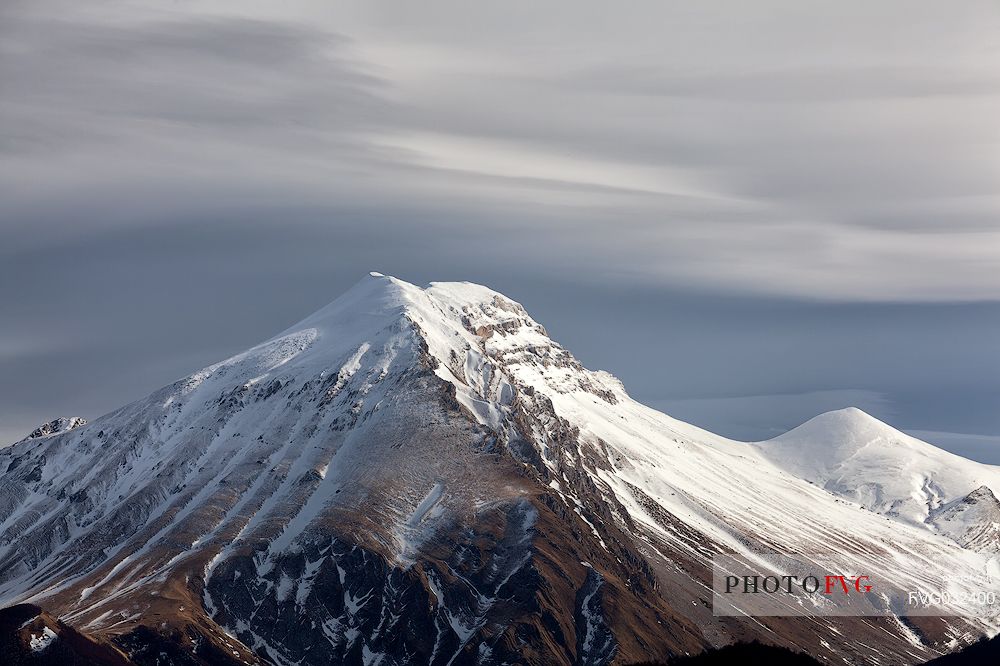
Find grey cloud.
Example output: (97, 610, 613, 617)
(3, 2, 998, 294)
(557, 65, 1000, 101)
(1, 1, 998, 458)
(0, 18, 389, 149)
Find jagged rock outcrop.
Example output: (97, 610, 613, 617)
(24, 417, 88, 441)
(929, 485, 1000, 552)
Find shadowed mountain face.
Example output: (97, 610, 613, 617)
(0, 274, 998, 665)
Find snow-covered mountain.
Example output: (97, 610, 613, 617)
(1, 273, 998, 665)
(751, 408, 1000, 529)
(750, 408, 1000, 556)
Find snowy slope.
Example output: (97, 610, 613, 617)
(0, 273, 998, 665)
(751, 408, 1000, 530)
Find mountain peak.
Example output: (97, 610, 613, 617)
(752, 407, 915, 495)
(762, 407, 913, 458)
(276, 272, 419, 336)
(279, 274, 541, 353)
(754, 406, 1000, 529)
(963, 484, 998, 505)
(779, 406, 897, 441)
(196, 274, 562, 437)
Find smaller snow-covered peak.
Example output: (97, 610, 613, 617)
(754, 407, 911, 478)
(772, 407, 899, 445)
(753, 408, 1000, 528)
(25, 417, 87, 440)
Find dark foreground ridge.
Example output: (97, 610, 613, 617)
(923, 633, 1000, 666)
(9, 606, 998, 666)
(0, 603, 129, 666)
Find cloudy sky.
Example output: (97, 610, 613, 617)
(2, 1, 999, 458)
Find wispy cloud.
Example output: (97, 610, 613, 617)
(2, 0, 999, 300)
(1, 0, 999, 449)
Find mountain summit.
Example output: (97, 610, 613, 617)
(753, 406, 1000, 526)
(1, 275, 998, 666)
